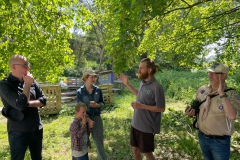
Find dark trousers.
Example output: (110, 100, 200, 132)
(8, 129, 43, 160)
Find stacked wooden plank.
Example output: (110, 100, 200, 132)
(99, 84, 113, 105)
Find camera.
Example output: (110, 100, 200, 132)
(190, 100, 201, 114)
(185, 100, 201, 115)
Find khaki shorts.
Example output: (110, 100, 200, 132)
(130, 126, 154, 153)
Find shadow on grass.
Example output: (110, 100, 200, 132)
(156, 109, 240, 160)
(0, 145, 10, 160)
(1, 103, 239, 160)
(40, 103, 75, 124)
(41, 114, 59, 123)
(100, 115, 133, 160)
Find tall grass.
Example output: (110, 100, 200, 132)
(157, 70, 208, 103)
(0, 70, 239, 160)
(157, 69, 240, 103)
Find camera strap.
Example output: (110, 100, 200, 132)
(199, 88, 233, 105)
(193, 88, 234, 129)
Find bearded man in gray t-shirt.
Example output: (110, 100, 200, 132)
(119, 58, 166, 160)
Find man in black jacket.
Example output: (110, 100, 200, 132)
(0, 54, 47, 160)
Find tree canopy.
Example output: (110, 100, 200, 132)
(1, 0, 239, 82)
(0, 0, 89, 82)
(92, 0, 240, 73)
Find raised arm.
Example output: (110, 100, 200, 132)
(119, 74, 138, 96)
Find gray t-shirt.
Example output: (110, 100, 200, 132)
(132, 77, 165, 134)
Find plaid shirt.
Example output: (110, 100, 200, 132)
(70, 118, 91, 151)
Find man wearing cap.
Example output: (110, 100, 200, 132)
(77, 69, 107, 160)
(0, 54, 47, 160)
(186, 62, 240, 160)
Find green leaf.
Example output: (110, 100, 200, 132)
(131, 0, 136, 6)
(32, 0, 40, 5)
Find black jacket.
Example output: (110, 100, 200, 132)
(0, 73, 47, 132)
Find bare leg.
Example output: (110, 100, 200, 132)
(132, 147, 142, 160)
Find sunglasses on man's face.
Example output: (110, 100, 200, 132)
(14, 63, 30, 69)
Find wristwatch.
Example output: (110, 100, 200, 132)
(219, 93, 227, 99)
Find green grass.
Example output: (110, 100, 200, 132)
(0, 70, 240, 160)
(1, 91, 239, 160)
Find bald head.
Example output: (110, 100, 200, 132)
(9, 54, 28, 66)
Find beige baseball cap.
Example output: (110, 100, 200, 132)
(208, 62, 229, 74)
(82, 69, 97, 76)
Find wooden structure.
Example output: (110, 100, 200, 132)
(113, 80, 124, 93)
(39, 85, 61, 115)
(63, 77, 84, 91)
(61, 91, 77, 103)
(99, 84, 113, 105)
(58, 72, 119, 105)
(98, 70, 114, 84)
(97, 70, 123, 94)
(60, 84, 113, 105)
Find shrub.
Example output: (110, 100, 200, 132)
(157, 69, 239, 103)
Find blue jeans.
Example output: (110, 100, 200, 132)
(198, 131, 230, 160)
(8, 129, 43, 160)
(72, 153, 89, 160)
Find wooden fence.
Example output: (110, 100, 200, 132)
(39, 85, 61, 115)
(61, 84, 114, 105)
(38, 82, 114, 115)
